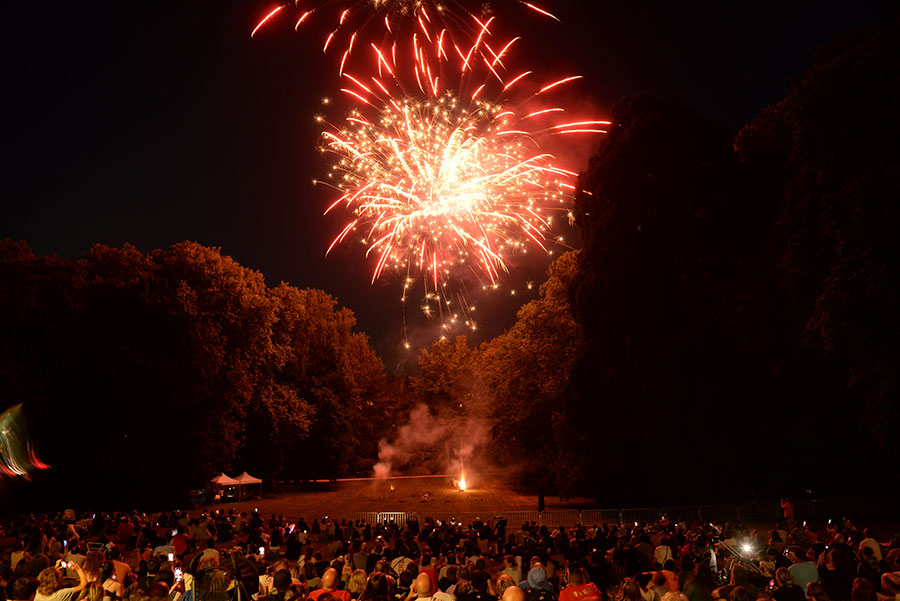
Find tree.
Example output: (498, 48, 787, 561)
(476, 251, 582, 490)
(0, 240, 388, 507)
(736, 16, 900, 474)
(568, 93, 773, 502)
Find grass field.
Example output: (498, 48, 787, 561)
(210, 475, 595, 521)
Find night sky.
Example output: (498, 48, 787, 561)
(3, 0, 895, 365)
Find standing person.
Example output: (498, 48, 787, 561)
(780, 500, 795, 528)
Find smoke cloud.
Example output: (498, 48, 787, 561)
(373, 404, 489, 482)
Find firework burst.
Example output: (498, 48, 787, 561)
(314, 19, 608, 342)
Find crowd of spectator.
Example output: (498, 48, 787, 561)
(2, 509, 898, 601)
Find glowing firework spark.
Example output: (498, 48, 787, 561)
(315, 22, 608, 343)
(252, 0, 560, 73)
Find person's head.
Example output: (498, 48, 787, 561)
(285, 583, 308, 601)
(198, 569, 229, 595)
(471, 571, 488, 593)
(634, 573, 651, 590)
(620, 579, 641, 601)
(662, 560, 675, 572)
(851, 579, 876, 601)
(11, 577, 38, 601)
(147, 583, 171, 601)
(502, 586, 525, 601)
(568, 568, 586, 586)
(348, 570, 368, 596)
(321, 567, 340, 590)
(775, 568, 794, 588)
(101, 561, 115, 582)
(36, 567, 63, 596)
(661, 594, 688, 601)
(398, 571, 414, 590)
(728, 587, 753, 601)
(304, 564, 318, 580)
(360, 572, 392, 601)
(807, 582, 832, 601)
(78, 582, 105, 601)
(415, 573, 434, 598)
(83, 552, 104, 579)
(526, 567, 547, 589)
(273, 569, 292, 593)
(729, 565, 748, 586)
(495, 575, 516, 596)
(652, 572, 667, 588)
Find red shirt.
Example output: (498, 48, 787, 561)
(559, 583, 602, 601)
(309, 590, 350, 601)
(422, 567, 438, 589)
(172, 533, 190, 555)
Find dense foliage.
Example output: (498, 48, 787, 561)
(0, 241, 391, 507)
(411, 17, 899, 502)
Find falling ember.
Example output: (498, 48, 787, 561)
(251, 0, 561, 73)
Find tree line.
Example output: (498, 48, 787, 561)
(1, 16, 897, 507)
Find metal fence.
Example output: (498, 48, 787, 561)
(320, 497, 899, 528)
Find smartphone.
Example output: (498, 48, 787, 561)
(259, 546, 265, 555)
(175, 569, 183, 582)
(60, 561, 70, 569)
(171, 530, 177, 536)
(168, 553, 174, 562)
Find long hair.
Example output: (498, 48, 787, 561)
(348, 570, 368, 597)
(359, 572, 393, 601)
(37, 567, 62, 596)
(620, 579, 641, 601)
(78, 582, 105, 601)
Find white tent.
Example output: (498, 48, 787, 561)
(210, 473, 240, 486)
(232, 471, 263, 500)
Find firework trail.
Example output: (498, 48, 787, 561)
(251, 0, 560, 74)
(313, 17, 608, 344)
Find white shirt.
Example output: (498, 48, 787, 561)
(859, 538, 883, 561)
(654, 545, 673, 566)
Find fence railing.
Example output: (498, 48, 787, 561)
(314, 497, 898, 527)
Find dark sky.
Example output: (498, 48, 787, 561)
(2, 0, 895, 367)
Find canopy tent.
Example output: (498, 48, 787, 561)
(210, 473, 240, 486)
(232, 471, 263, 501)
(233, 472, 262, 485)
